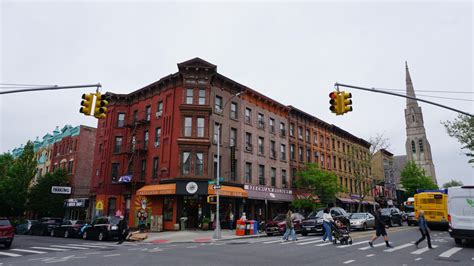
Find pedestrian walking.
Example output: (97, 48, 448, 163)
(415, 210, 432, 249)
(368, 206, 393, 248)
(322, 208, 334, 242)
(229, 211, 235, 230)
(281, 210, 297, 242)
(117, 216, 129, 245)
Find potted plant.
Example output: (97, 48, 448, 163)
(201, 217, 210, 230)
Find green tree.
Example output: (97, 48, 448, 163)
(0, 141, 37, 217)
(0, 153, 14, 179)
(442, 114, 474, 163)
(400, 161, 438, 197)
(442, 179, 463, 189)
(27, 169, 69, 217)
(294, 163, 342, 209)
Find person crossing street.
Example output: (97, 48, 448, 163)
(415, 210, 433, 249)
(322, 208, 334, 243)
(281, 210, 297, 242)
(368, 206, 393, 248)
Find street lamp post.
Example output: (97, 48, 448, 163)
(213, 91, 243, 240)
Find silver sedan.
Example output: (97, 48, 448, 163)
(349, 213, 375, 230)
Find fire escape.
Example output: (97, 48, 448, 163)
(123, 111, 150, 185)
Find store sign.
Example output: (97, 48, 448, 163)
(176, 180, 208, 195)
(51, 186, 71, 194)
(65, 198, 87, 207)
(244, 185, 292, 195)
(96, 200, 104, 210)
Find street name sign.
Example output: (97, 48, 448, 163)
(213, 185, 221, 190)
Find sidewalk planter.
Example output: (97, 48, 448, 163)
(202, 218, 210, 230)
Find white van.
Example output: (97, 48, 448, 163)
(448, 186, 474, 245)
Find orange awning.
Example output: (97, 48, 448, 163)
(208, 185, 248, 198)
(136, 184, 176, 196)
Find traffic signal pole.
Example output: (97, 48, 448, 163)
(335, 83, 473, 117)
(0, 84, 101, 95)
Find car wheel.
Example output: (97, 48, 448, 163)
(390, 220, 394, 227)
(454, 238, 462, 245)
(98, 232, 105, 241)
(64, 230, 69, 238)
(363, 223, 367, 231)
(82, 232, 88, 240)
(50, 230, 55, 237)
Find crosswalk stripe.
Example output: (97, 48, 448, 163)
(66, 244, 109, 249)
(439, 247, 463, 258)
(250, 238, 279, 243)
(31, 247, 70, 251)
(343, 260, 355, 264)
(297, 239, 323, 246)
(316, 242, 333, 247)
(10, 249, 47, 254)
(264, 239, 284, 244)
(359, 242, 385, 250)
(337, 241, 367, 248)
(384, 243, 413, 252)
(51, 245, 89, 250)
(0, 251, 22, 257)
(411, 245, 438, 255)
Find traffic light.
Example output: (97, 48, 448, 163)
(329, 91, 342, 115)
(341, 91, 353, 114)
(94, 92, 109, 119)
(80, 93, 94, 116)
(207, 195, 217, 204)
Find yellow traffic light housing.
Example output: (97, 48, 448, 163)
(207, 195, 217, 204)
(341, 91, 353, 114)
(329, 91, 343, 115)
(94, 92, 109, 119)
(80, 93, 94, 116)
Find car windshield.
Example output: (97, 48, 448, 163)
(273, 214, 286, 221)
(308, 210, 323, 219)
(350, 213, 366, 219)
(0, 219, 11, 226)
(109, 216, 122, 225)
(381, 209, 391, 215)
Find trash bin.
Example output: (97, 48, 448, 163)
(244, 221, 250, 235)
(180, 217, 188, 231)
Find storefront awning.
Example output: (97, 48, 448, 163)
(208, 185, 248, 198)
(244, 185, 293, 202)
(137, 184, 176, 196)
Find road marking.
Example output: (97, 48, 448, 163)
(0, 251, 22, 257)
(411, 245, 438, 255)
(384, 243, 413, 252)
(250, 238, 278, 243)
(337, 241, 368, 248)
(343, 260, 355, 264)
(359, 242, 385, 250)
(415, 258, 422, 261)
(85, 252, 101, 255)
(31, 247, 70, 251)
(44, 255, 75, 264)
(10, 248, 47, 254)
(66, 244, 109, 248)
(186, 246, 198, 249)
(103, 254, 120, 257)
(439, 247, 463, 258)
(366, 254, 375, 257)
(51, 245, 89, 250)
(316, 242, 333, 247)
(264, 239, 284, 244)
(297, 239, 324, 245)
(29, 257, 53, 261)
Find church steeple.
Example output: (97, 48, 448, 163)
(403, 62, 437, 184)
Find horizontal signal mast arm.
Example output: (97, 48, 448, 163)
(335, 83, 473, 117)
(0, 84, 102, 95)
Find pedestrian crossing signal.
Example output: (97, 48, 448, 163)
(207, 195, 217, 204)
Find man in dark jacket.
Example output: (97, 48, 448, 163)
(368, 206, 393, 248)
(415, 210, 432, 249)
(117, 217, 129, 244)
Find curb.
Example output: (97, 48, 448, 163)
(145, 233, 268, 244)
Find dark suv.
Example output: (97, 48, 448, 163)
(30, 217, 63, 236)
(83, 216, 127, 241)
(381, 207, 403, 227)
(301, 207, 350, 236)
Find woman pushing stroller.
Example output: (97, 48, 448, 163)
(322, 208, 333, 242)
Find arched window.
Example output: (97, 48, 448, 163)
(418, 139, 424, 153)
(411, 140, 416, 153)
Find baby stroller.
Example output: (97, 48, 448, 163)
(331, 220, 352, 245)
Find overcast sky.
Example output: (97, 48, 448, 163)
(1, 1, 472, 186)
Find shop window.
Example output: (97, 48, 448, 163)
(163, 197, 174, 221)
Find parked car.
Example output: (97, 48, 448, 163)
(265, 213, 304, 236)
(349, 212, 375, 230)
(51, 220, 86, 238)
(0, 217, 14, 248)
(15, 220, 37, 235)
(83, 216, 126, 241)
(381, 207, 403, 227)
(301, 207, 350, 236)
(406, 212, 418, 226)
(30, 217, 63, 236)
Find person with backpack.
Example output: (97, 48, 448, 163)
(415, 210, 432, 249)
(368, 206, 393, 248)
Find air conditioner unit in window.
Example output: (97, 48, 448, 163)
(154, 142, 160, 147)
(245, 144, 253, 152)
(156, 111, 162, 118)
(215, 108, 223, 114)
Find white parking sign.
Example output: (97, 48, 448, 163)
(51, 186, 72, 194)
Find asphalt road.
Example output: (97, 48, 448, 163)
(1, 225, 473, 266)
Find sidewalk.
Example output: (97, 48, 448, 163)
(143, 229, 266, 244)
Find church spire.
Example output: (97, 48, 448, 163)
(406, 61, 418, 107)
